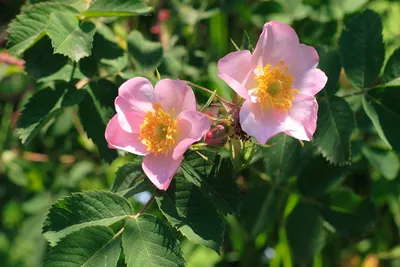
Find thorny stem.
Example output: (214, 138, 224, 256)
(134, 195, 155, 219)
(185, 80, 235, 106)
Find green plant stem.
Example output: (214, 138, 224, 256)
(134, 195, 155, 219)
(0, 102, 13, 152)
(185, 80, 235, 106)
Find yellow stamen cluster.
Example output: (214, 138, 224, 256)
(139, 104, 177, 155)
(253, 61, 299, 112)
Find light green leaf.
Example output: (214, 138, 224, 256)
(181, 155, 241, 215)
(362, 147, 400, 180)
(155, 176, 225, 253)
(6, 2, 78, 56)
(286, 203, 327, 265)
(47, 12, 96, 61)
(42, 190, 132, 245)
(127, 30, 163, 73)
(111, 160, 154, 198)
(82, 0, 152, 18)
(44, 226, 121, 267)
(383, 48, 400, 84)
(313, 96, 356, 165)
(339, 9, 384, 88)
(122, 214, 185, 267)
(261, 133, 301, 182)
(365, 87, 400, 152)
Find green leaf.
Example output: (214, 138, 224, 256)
(365, 87, 400, 152)
(261, 133, 301, 182)
(61, 87, 87, 107)
(383, 48, 400, 84)
(240, 30, 253, 51)
(297, 156, 346, 198)
(6, 2, 78, 56)
(111, 161, 154, 198)
(362, 147, 400, 180)
(181, 155, 241, 215)
(17, 86, 65, 144)
(42, 190, 132, 245)
(44, 226, 121, 267)
(127, 30, 163, 73)
(78, 90, 118, 162)
(286, 203, 327, 266)
(316, 47, 341, 96)
(313, 96, 356, 165)
(46, 12, 96, 62)
(82, 0, 153, 17)
(122, 214, 185, 267)
(155, 176, 225, 253)
(339, 9, 384, 88)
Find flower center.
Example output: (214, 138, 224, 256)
(253, 61, 299, 112)
(139, 104, 178, 155)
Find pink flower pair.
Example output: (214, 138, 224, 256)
(105, 21, 327, 190)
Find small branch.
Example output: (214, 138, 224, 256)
(113, 226, 124, 238)
(134, 195, 155, 219)
(184, 81, 235, 106)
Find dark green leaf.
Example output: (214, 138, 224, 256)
(297, 156, 346, 198)
(6, 2, 78, 56)
(43, 190, 132, 245)
(122, 215, 185, 267)
(61, 87, 87, 107)
(240, 30, 253, 51)
(111, 161, 154, 198)
(339, 9, 384, 88)
(365, 87, 400, 152)
(313, 96, 356, 165)
(155, 176, 225, 253)
(383, 48, 400, 85)
(47, 12, 96, 61)
(286, 203, 326, 266)
(261, 133, 301, 182)
(82, 0, 153, 17)
(362, 147, 399, 180)
(316, 47, 341, 96)
(44, 226, 121, 267)
(78, 91, 118, 162)
(127, 30, 163, 73)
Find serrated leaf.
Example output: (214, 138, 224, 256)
(78, 91, 118, 162)
(155, 176, 225, 253)
(111, 161, 154, 198)
(261, 133, 301, 182)
(61, 87, 87, 107)
(364, 87, 400, 152)
(46, 12, 96, 61)
(127, 30, 163, 73)
(82, 0, 153, 18)
(316, 47, 341, 96)
(383, 48, 400, 84)
(181, 155, 241, 215)
(313, 96, 356, 165)
(339, 9, 384, 88)
(43, 190, 132, 245)
(286, 203, 327, 266)
(297, 156, 346, 198)
(44, 226, 121, 267)
(6, 2, 78, 56)
(122, 214, 185, 267)
(17, 86, 65, 144)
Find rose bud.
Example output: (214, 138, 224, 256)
(205, 123, 229, 146)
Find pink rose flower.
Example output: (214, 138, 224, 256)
(218, 21, 327, 144)
(105, 78, 211, 190)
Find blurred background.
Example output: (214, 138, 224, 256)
(1, 0, 400, 266)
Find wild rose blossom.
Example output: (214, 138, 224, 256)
(105, 78, 211, 190)
(218, 21, 327, 144)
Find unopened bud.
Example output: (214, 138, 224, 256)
(205, 123, 229, 146)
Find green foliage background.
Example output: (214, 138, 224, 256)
(1, 0, 400, 266)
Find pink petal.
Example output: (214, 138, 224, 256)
(118, 77, 155, 113)
(284, 94, 318, 141)
(115, 97, 145, 133)
(289, 44, 319, 78)
(240, 100, 288, 144)
(293, 68, 328, 96)
(172, 110, 211, 160)
(105, 115, 149, 156)
(252, 21, 300, 68)
(154, 79, 196, 114)
(142, 153, 183, 190)
(218, 50, 255, 99)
